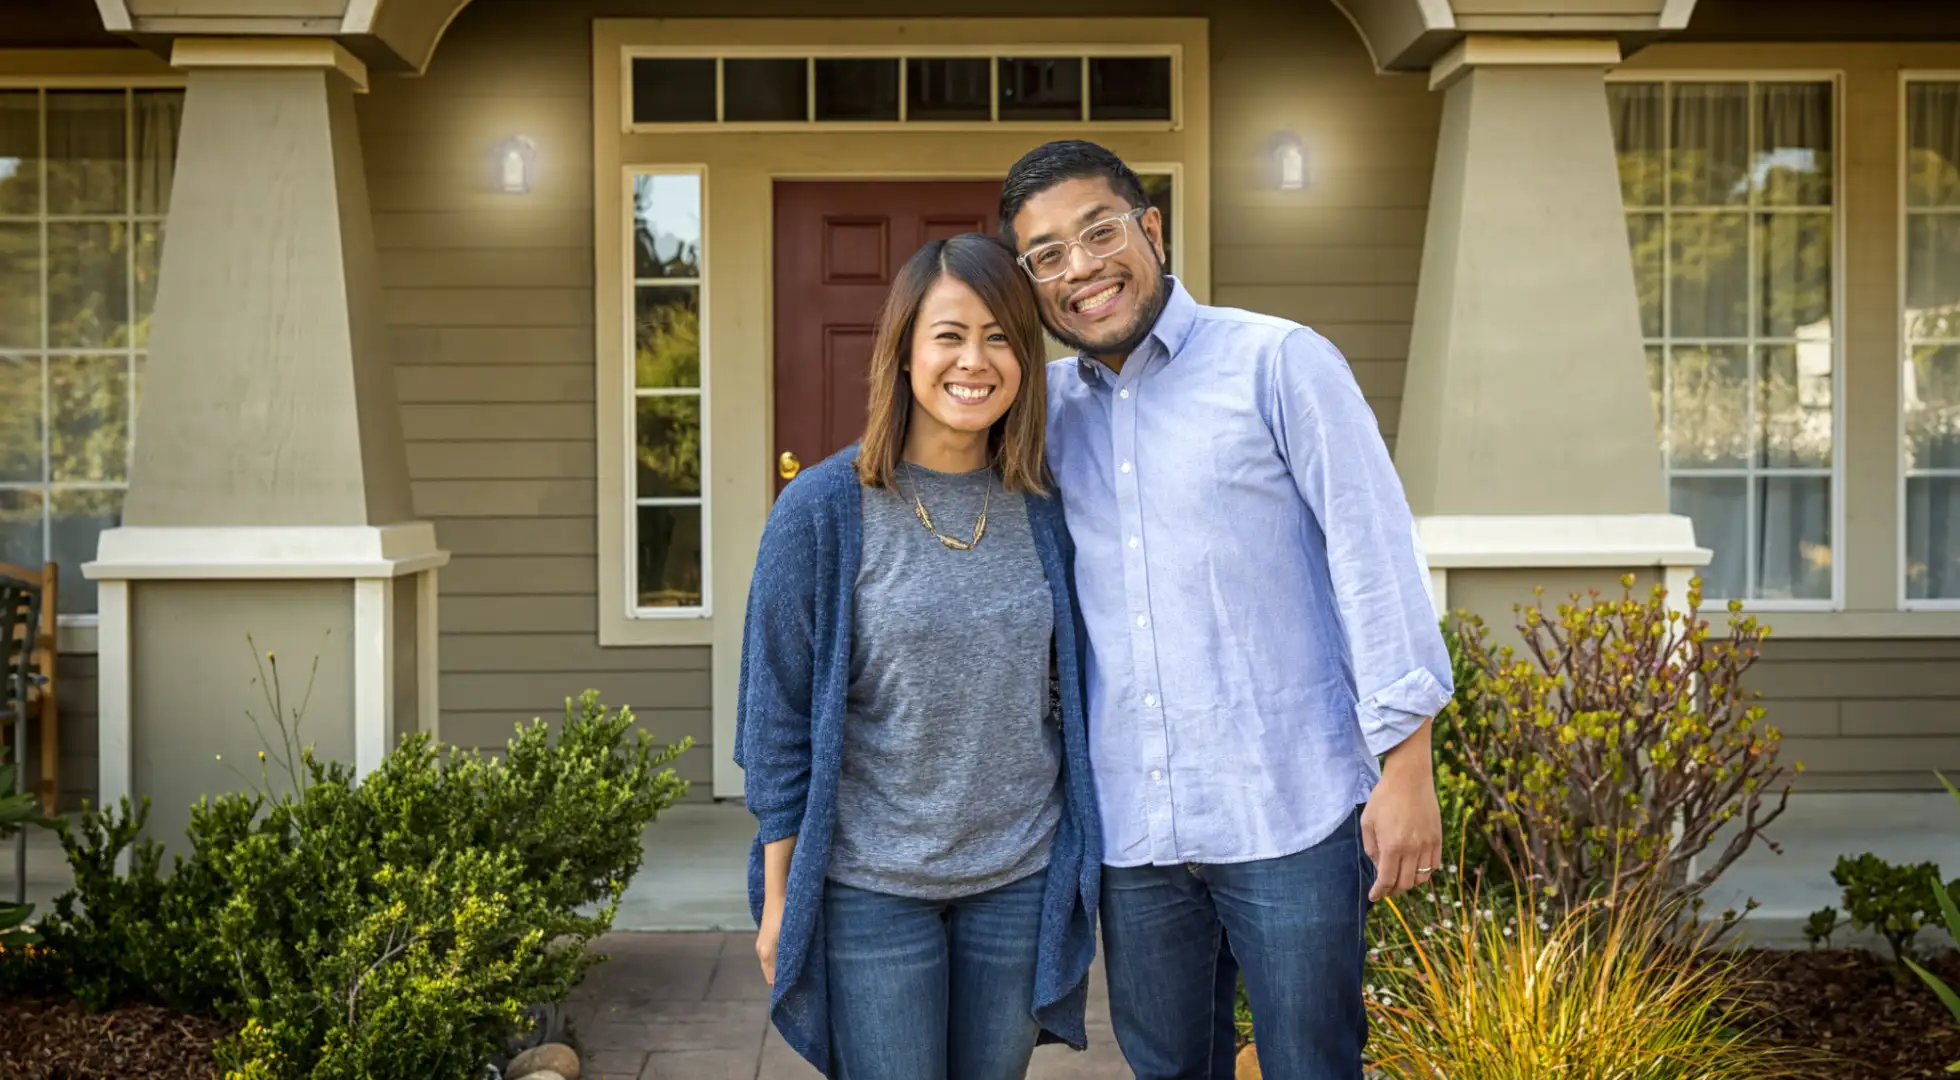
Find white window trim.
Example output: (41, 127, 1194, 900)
(1606, 69, 1849, 614)
(0, 77, 184, 645)
(620, 44, 1184, 134)
(599, 164, 714, 645)
(1900, 70, 1960, 611)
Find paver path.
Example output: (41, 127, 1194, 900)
(562, 932, 1135, 1079)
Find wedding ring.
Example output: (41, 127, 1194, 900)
(1415, 866, 1438, 874)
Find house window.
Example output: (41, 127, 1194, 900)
(0, 88, 182, 616)
(1609, 79, 1838, 605)
(1906, 79, 1960, 604)
(629, 170, 707, 614)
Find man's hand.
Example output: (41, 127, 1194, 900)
(1361, 723, 1443, 902)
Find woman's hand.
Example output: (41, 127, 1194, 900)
(757, 899, 784, 985)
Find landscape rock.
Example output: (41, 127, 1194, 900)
(515, 1072, 565, 1080)
(508, 1041, 580, 1080)
(1236, 1043, 1262, 1080)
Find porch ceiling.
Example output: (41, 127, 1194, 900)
(1329, 0, 1699, 72)
(91, 0, 474, 74)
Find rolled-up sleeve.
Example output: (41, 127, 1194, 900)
(735, 494, 820, 844)
(1270, 328, 1455, 759)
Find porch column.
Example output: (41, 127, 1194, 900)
(1395, 36, 1708, 632)
(82, 39, 446, 848)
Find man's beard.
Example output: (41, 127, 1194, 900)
(1043, 271, 1171, 360)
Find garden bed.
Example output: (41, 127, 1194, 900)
(1735, 946, 1960, 1079)
(0, 997, 233, 1080)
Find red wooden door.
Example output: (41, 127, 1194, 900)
(772, 180, 1002, 492)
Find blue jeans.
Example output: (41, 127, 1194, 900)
(1101, 808, 1374, 1080)
(824, 870, 1047, 1080)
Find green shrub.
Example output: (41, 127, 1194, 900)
(1434, 621, 1500, 882)
(9, 645, 690, 1080)
(0, 744, 49, 949)
(1446, 576, 1796, 919)
(1902, 772, 1960, 1074)
(1816, 852, 1957, 964)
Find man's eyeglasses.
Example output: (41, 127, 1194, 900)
(1017, 207, 1148, 283)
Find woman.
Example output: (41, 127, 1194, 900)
(735, 232, 1100, 1080)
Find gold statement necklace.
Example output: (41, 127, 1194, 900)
(906, 463, 991, 551)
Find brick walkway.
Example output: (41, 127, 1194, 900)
(561, 932, 1134, 1079)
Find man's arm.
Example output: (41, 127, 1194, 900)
(1268, 327, 1456, 900)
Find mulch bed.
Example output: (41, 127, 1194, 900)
(1734, 947, 1960, 1078)
(0, 998, 233, 1080)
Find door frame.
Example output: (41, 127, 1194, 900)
(593, 18, 1212, 799)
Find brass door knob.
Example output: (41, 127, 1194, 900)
(778, 450, 801, 480)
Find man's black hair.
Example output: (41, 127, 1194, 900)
(998, 139, 1150, 249)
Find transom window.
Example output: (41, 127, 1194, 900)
(1609, 78, 1838, 605)
(1905, 78, 1960, 605)
(0, 87, 182, 616)
(627, 50, 1176, 128)
(629, 169, 707, 614)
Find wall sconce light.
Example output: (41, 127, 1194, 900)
(1267, 132, 1307, 191)
(496, 135, 537, 194)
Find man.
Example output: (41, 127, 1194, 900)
(999, 139, 1453, 1080)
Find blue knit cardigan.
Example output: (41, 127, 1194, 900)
(734, 446, 1102, 1077)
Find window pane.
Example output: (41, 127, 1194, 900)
(45, 91, 125, 216)
(0, 92, 37, 216)
(1089, 57, 1172, 121)
(1627, 212, 1663, 338)
(1907, 82, 1960, 209)
(1668, 212, 1749, 338)
(998, 58, 1081, 122)
(1757, 344, 1831, 469)
(636, 396, 701, 499)
(1755, 476, 1831, 601)
(1907, 346, 1960, 471)
(631, 58, 716, 124)
(1757, 212, 1831, 339)
(1755, 83, 1831, 207)
(1907, 476, 1960, 601)
(47, 222, 127, 349)
(0, 357, 39, 483)
(1906, 213, 1960, 343)
(1646, 345, 1665, 449)
(637, 503, 702, 608)
(635, 285, 700, 389)
(1670, 83, 1750, 207)
(1140, 173, 1174, 271)
(1671, 477, 1747, 599)
(49, 355, 128, 483)
(724, 59, 807, 123)
(0, 489, 41, 567)
(50, 486, 118, 615)
(1668, 345, 1748, 468)
(907, 58, 991, 121)
(632, 174, 701, 279)
(814, 59, 899, 122)
(132, 90, 183, 217)
(1608, 83, 1664, 207)
(134, 223, 162, 347)
(0, 223, 41, 349)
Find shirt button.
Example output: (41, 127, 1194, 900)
(1136, 615, 1148, 628)
(1119, 389, 1130, 399)
(1150, 770, 1162, 781)
(1144, 694, 1158, 707)
(1128, 536, 1140, 549)
(1121, 460, 1132, 473)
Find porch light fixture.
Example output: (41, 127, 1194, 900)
(1268, 132, 1307, 191)
(496, 135, 537, 194)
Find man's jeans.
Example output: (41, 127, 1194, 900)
(1102, 807, 1375, 1080)
(824, 870, 1046, 1080)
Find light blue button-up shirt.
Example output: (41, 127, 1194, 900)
(1045, 278, 1454, 868)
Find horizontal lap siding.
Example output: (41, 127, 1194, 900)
(53, 654, 98, 812)
(1750, 638, 1960, 792)
(363, 5, 715, 795)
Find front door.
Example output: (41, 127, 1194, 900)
(771, 181, 1003, 490)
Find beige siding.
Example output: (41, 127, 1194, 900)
(54, 653, 99, 813)
(1751, 639, 1960, 792)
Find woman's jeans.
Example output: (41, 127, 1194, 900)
(824, 870, 1047, 1080)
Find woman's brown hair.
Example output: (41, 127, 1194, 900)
(853, 233, 1049, 495)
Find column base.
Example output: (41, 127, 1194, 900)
(1417, 513, 1713, 622)
(82, 524, 448, 851)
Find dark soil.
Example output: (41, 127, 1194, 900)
(1734, 947, 1960, 1079)
(0, 998, 234, 1080)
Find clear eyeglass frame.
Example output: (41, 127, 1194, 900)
(1017, 207, 1149, 283)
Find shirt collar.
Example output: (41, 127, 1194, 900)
(1074, 276, 1197, 387)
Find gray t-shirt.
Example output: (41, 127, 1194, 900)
(828, 463, 1063, 900)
